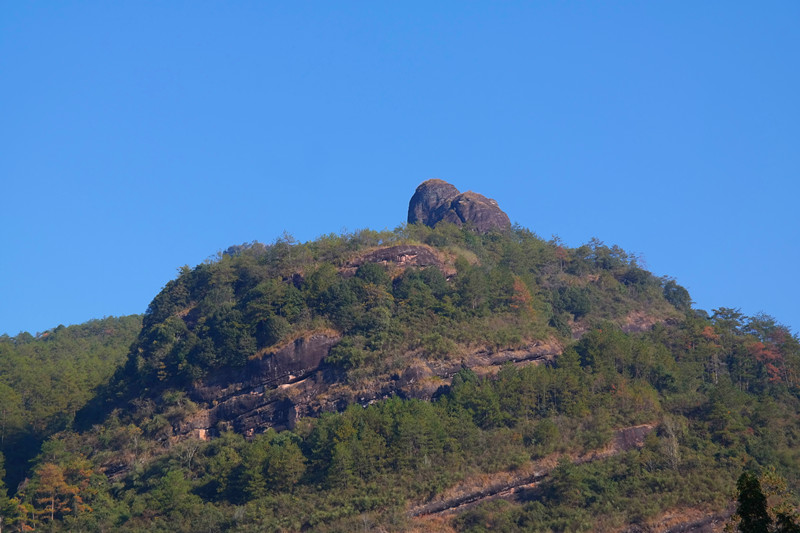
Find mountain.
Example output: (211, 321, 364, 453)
(2, 180, 800, 532)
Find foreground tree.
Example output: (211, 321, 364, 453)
(737, 472, 771, 533)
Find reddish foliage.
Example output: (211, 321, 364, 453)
(750, 341, 781, 362)
(510, 277, 533, 314)
(750, 341, 785, 382)
(765, 363, 782, 383)
(702, 326, 720, 341)
(555, 246, 568, 262)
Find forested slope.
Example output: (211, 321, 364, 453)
(1, 221, 799, 532)
(0, 316, 142, 490)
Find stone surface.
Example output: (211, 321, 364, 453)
(348, 244, 443, 272)
(191, 332, 340, 404)
(341, 243, 456, 278)
(447, 191, 511, 234)
(174, 335, 565, 439)
(181, 333, 341, 435)
(408, 179, 511, 233)
(407, 179, 460, 227)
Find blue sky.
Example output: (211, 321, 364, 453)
(2, 2, 798, 336)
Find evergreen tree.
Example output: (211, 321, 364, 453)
(737, 471, 772, 533)
(776, 514, 800, 533)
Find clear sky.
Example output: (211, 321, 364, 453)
(2, 2, 798, 336)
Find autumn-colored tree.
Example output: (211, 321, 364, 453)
(510, 276, 534, 316)
(32, 462, 89, 522)
(749, 341, 784, 383)
(555, 245, 568, 272)
(702, 325, 721, 342)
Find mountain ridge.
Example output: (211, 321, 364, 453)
(1, 180, 799, 532)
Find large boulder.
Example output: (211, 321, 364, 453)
(407, 179, 460, 227)
(408, 179, 511, 233)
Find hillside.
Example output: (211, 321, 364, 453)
(0, 316, 142, 491)
(2, 181, 800, 532)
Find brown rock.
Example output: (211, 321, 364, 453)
(408, 179, 510, 234)
(181, 333, 343, 436)
(351, 244, 442, 269)
(190, 333, 340, 405)
(447, 191, 511, 234)
(408, 179, 460, 226)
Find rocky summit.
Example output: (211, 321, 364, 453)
(407, 179, 511, 233)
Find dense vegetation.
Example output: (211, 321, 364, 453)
(111, 223, 679, 393)
(2, 223, 799, 531)
(0, 316, 142, 491)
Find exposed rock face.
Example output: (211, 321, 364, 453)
(408, 179, 511, 234)
(357, 244, 442, 267)
(185, 333, 341, 435)
(177, 333, 563, 439)
(408, 179, 460, 226)
(342, 244, 448, 277)
(192, 333, 340, 403)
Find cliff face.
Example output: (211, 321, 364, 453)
(408, 179, 511, 233)
(179, 330, 563, 439)
(183, 332, 340, 436)
(173, 306, 665, 440)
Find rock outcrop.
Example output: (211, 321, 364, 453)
(342, 244, 451, 277)
(408, 179, 461, 227)
(184, 332, 341, 435)
(191, 332, 339, 404)
(178, 335, 563, 439)
(408, 179, 511, 234)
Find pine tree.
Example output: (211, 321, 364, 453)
(736, 471, 771, 533)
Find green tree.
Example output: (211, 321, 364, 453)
(776, 514, 800, 533)
(256, 314, 290, 349)
(662, 279, 692, 310)
(147, 468, 202, 517)
(0, 383, 23, 446)
(0, 452, 17, 532)
(264, 433, 306, 492)
(736, 471, 771, 533)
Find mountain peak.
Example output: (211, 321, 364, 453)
(407, 179, 510, 233)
